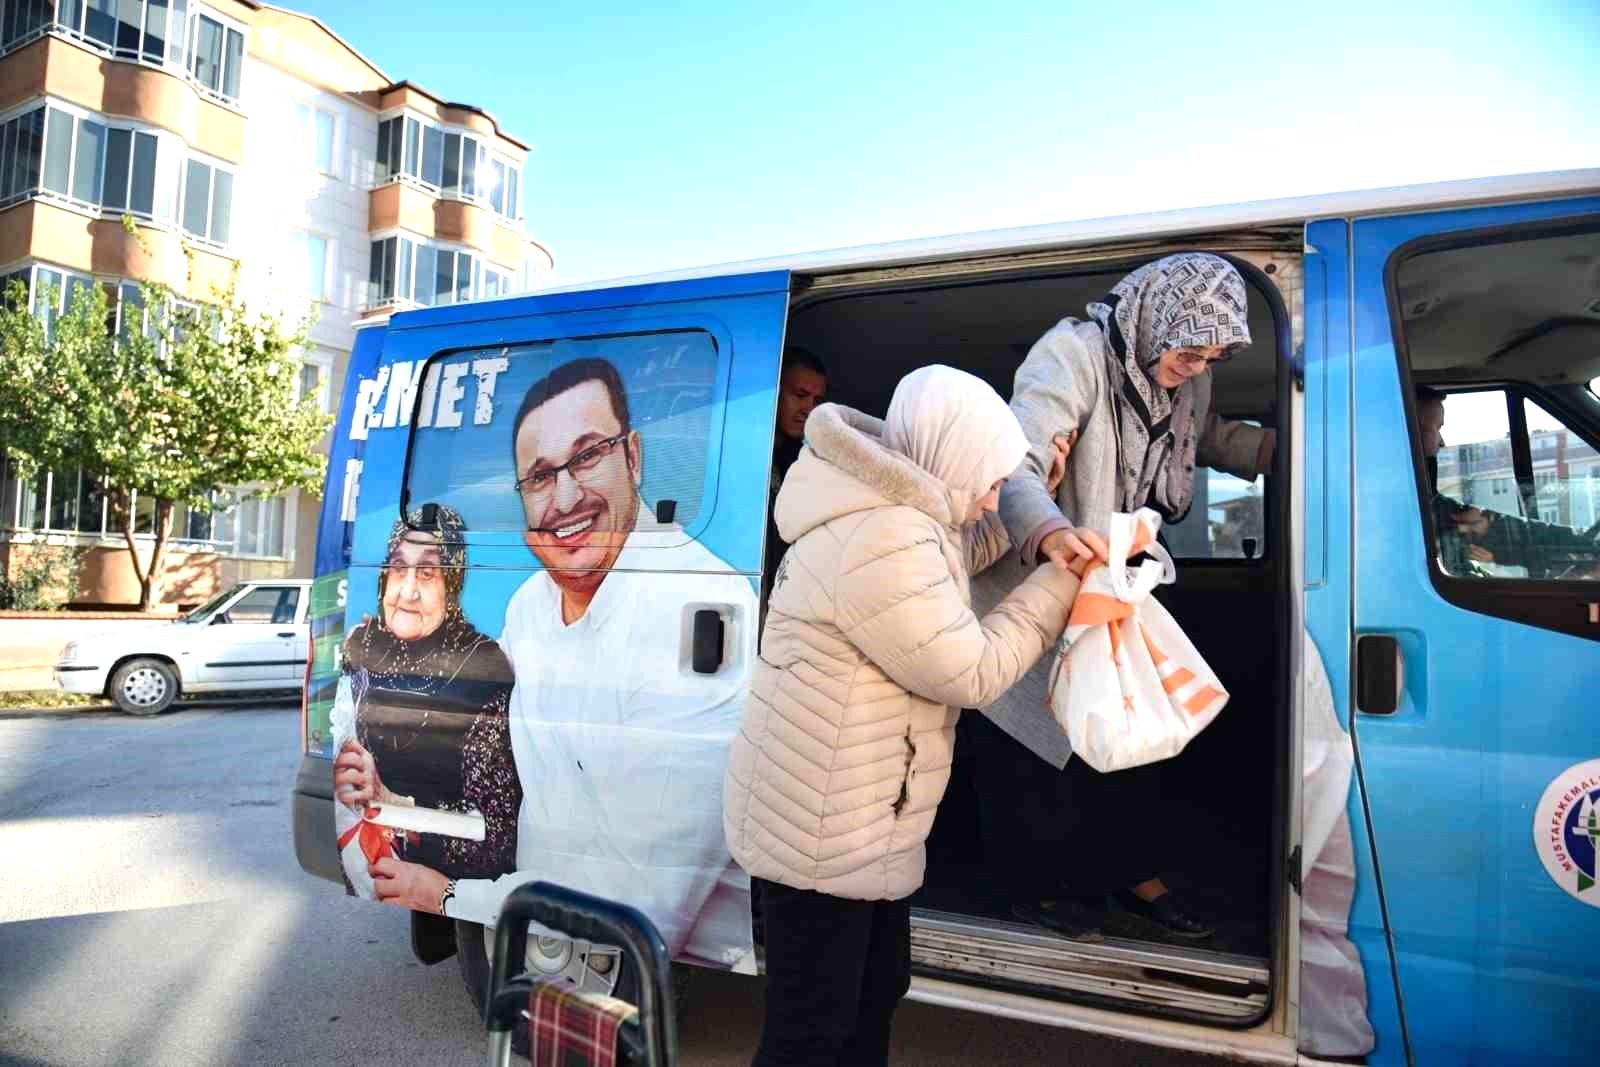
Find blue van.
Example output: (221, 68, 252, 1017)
(292, 169, 1600, 1065)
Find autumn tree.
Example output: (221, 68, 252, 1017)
(0, 271, 332, 610)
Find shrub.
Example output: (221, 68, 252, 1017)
(0, 543, 84, 611)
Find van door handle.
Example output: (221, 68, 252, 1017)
(691, 609, 725, 674)
(1356, 634, 1400, 715)
(277, 631, 297, 638)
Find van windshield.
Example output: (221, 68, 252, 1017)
(178, 585, 243, 624)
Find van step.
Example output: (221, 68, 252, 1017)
(910, 909, 1269, 1020)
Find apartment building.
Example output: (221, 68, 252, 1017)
(0, 1, 553, 608)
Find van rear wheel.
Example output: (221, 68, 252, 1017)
(454, 919, 492, 1017)
(110, 658, 179, 715)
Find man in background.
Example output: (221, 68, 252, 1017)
(764, 348, 829, 603)
(1417, 386, 1598, 579)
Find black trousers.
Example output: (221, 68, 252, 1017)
(752, 877, 911, 1067)
(969, 710, 1163, 902)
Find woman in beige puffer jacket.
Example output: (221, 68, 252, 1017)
(724, 365, 1081, 1067)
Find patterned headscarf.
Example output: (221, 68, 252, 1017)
(375, 503, 468, 618)
(350, 502, 485, 686)
(1087, 253, 1252, 521)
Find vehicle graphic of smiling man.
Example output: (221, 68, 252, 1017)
(512, 356, 646, 621)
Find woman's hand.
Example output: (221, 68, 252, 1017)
(370, 857, 450, 914)
(334, 739, 386, 810)
(1039, 526, 1109, 572)
(1044, 431, 1076, 496)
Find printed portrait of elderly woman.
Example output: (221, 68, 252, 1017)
(330, 504, 520, 893)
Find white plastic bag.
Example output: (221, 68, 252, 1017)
(1048, 508, 1229, 773)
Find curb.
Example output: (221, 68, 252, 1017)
(0, 702, 119, 719)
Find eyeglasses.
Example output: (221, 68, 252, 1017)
(1172, 347, 1232, 368)
(514, 433, 630, 501)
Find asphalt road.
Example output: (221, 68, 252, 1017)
(0, 702, 1229, 1066)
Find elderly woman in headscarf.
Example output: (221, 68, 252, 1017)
(331, 504, 520, 900)
(972, 252, 1276, 944)
(723, 365, 1081, 1067)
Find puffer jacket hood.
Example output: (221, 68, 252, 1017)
(725, 402, 1079, 902)
(775, 404, 957, 544)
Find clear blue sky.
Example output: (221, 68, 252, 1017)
(290, 1, 1598, 286)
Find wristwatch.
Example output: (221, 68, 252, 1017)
(439, 878, 458, 915)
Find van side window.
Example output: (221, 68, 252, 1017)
(1163, 420, 1266, 561)
(1428, 390, 1600, 581)
(403, 331, 722, 539)
(1393, 225, 1600, 635)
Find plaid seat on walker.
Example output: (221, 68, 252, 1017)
(527, 978, 640, 1067)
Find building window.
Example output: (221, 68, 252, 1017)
(373, 112, 521, 222)
(368, 235, 408, 306)
(169, 491, 290, 559)
(3, 3, 247, 107)
(1, 458, 291, 561)
(0, 107, 45, 209)
(437, 248, 475, 305)
(296, 354, 333, 415)
(288, 230, 329, 301)
(29, 264, 96, 335)
(296, 102, 336, 175)
(420, 123, 442, 186)
(70, 113, 106, 204)
(16, 102, 193, 226)
(230, 494, 285, 557)
(188, 10, 243, 101)
(488, 158, 504, 214)
(367, 234, 514, 309)
(1, 0, 54, 51)
(404, 116, 420, 178)
(375, 115, 395, 181)
(101, 127, 159, 215)
(484, 267, 512, 299)
(0, 455, 104, 537)
(180, 157, 231, 244)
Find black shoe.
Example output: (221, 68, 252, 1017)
(1112, 889, 1215, 940)
(1011, 899, 1105, 942)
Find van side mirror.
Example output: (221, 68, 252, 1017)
(1242, 536, 1258, 559)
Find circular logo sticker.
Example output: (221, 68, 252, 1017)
(1533, 759, 1600, 907)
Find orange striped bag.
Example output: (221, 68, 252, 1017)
(1048, 508, 1229, 773)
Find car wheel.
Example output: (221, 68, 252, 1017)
(110, 658, 179, 715)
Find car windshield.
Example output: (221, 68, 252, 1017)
(178, 585, 244, 624)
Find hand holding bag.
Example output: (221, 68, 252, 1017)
(1048, 508, 1228, 772)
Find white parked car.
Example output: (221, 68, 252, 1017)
(55, 580, 311, 715)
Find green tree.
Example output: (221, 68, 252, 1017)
(0, 271, 332, 610)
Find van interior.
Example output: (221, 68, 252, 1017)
(771, 244, 1300, 1024)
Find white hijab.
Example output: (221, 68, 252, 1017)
(883, 365, 1028, 520)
